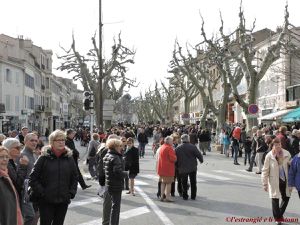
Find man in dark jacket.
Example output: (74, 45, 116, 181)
(246, 126, 259, 172)
(103, 138, 128, 225)
(137, 128, 148, 158)
(175, 134, 203, 200)
(65, 129, 91, 190)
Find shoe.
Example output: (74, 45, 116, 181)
(183, 197, 188, 200)
(82, 185, 92, 190)
(246, 169, 252, 172)
(191, 197, 196, 200)
(157, 193, 161, 199)
(132, 193, 136, 196)
(234, 162, 240, 165)
(164, 198, 174, 202)
(160, 197, 164, 202)
(126, 191, 131, 194)
(171, 193, 175, 197)
(256, 172, 262, 174)
(203, 152, 206, 155)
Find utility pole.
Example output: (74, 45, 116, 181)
(98, 0, 104, 131)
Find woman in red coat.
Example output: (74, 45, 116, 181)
(157, 136, 177, 202)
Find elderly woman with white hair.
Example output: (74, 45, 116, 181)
(157, 136, 177, 202)
(2, 138, 28, 205)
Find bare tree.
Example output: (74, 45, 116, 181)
(219, 4, 293, 128)
(57, 33, 136, 129)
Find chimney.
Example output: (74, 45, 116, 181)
(18, 35, 24, 48)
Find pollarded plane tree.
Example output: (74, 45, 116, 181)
(57, 32, 136, 129)
(215, 4, 297, 128)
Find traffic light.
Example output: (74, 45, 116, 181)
(83, 91, 93, 111)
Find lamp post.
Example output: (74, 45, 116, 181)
(98, 0, 104, 131)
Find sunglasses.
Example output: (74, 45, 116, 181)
(0, 155, 9, 160)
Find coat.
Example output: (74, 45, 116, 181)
(288, 153, 300, 191)
(0, 175, 18, 225)
(29, 146, 78, 204)
(157, 143, 177, 177)
(124, 146, 139, 175)
(103, 149, 128, 192)
(175, 142, 203, 175)
(261, 149, 291, 199)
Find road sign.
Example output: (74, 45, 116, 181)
(248, 104, 259, 114)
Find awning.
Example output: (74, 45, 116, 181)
(258, 109, 293, 121)
(282, 107, 300, 123)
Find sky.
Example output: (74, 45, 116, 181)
(1, 0, 300, 97)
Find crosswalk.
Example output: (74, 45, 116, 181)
(138, 169, 261, 183)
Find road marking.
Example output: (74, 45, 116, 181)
(135, 180, 149, 186)
(139, 174, 158, 180)
(77, 206, 151, 225)
(135, 186, 174, 225)
(197, 172, 231, 181)
(69, 197, 101, 209)
(213, 170, 256, 179)
(140, 174, 206, 182)
(120, 206, 150, 219)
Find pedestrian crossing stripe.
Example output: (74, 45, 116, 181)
(197, 172, 231, 181)
(69, 197, 101, 209)
(213, 170, 256, 179)
(77, 206, 151, 225)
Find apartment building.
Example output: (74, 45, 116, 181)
(0, 34, 83, 134)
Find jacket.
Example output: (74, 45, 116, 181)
(87, 140, 100, 158)
(65, 137, 80, 163)
(0, 175, 17, 225)
(256, 136, 268, 153)
(29, 146, 78, 204)
(261, 149, 291, 199)
(157, 143, 177, 177)
(175, 142, 203, 174)
(137, 133, 148, 144)
(97, 146, 108, 186)
(288, 153, 300, 191)
(124, 146, 139, 174)
(103, 149, 128, 192)
(7, 159, 27, 204)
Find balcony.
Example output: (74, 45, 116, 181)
(35, 105, 45, 112)
(44, 106, 52, 113)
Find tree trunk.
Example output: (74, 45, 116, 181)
(245, 80, 259, 130)
(184, 97, 191, 125)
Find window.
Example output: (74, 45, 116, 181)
(5, 95, 11, 111)
(29, 97, 34, 110)
(45, 77, 50, 89)
(6, 69, 12, 83)
(25, 74, 34, 89)
(35, 73, 41, 88)
(15, 96, 19, 111)
(15, 72, 20, 85)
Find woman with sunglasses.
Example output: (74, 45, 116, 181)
(29, 130, 78, 225)
(0, 146, 23, 225)
(2, 138, 28, 205)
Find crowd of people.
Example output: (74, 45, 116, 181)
(1, 122, 300, 225)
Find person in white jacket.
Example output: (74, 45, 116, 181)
(261, 137, 291, 225)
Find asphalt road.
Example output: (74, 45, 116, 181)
(63, 140, 300, 225)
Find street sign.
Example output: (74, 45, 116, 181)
(248, 104, 259, 114)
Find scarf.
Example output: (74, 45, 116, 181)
(51, 147, 66, 158)
(0, 169, 23, 225)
